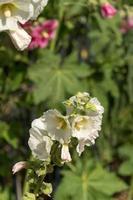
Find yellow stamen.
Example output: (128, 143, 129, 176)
(56, 117, 67, 130)
(3, 6, 12, 17)
(42, 31, 49, 38)
(75, 118, 88, 131)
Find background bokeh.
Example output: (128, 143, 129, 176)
(0, 0, 133, 199)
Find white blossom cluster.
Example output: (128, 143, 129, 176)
(28, 92, 104, 163)
(0, 0, 48, 50)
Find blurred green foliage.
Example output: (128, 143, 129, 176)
(0, 0, 133, 199)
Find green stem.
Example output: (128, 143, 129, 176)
(50, 6, 64, 52)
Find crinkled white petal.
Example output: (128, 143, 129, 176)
(72, 115, 102, 155)
(28, 128, 53, 161)
(61, 144, 71, 163)
(76, 139, 95, 156)
(8, 25, 31, 50)
(72, 115, 101, 141)
(44, 109, 72, 144)
(31, 116, 47, 135)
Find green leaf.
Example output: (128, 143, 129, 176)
(89, 166, 128, 196)
(55, 162, 127, 200)
(28, 51, 89, 105)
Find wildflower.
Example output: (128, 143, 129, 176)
(0, 0, 48, 50)
(101, 3, 117, 18)
(12, 161, 27, 174)
(29, 19, 58, 49)
(44, 109, 71, 143)
(28, 118, 53, 160)
(44, 109, 72, 162)
(72, 115, 101, 155)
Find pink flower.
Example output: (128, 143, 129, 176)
(12, 161, 28, 174)
(28, 19, 58, 49)
(120, 17, 133, 33)
(101, 3, 117, 18)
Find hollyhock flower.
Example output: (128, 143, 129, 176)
(44, 109, 72, 162)
(12, 161, 27, 174)
(28, 117, 53, 161)
(44, 109, 72, 144)
(101, 3, 117, 18)
(72, 115, 102, 155)
(29, 19, 58, 49)
(120, 17, 133, 33)
(0, 0, 48, 50)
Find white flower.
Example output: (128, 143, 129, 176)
(61, 144, 71, 163)
(0, 0, 48, 50)
(44, 109, 72, 144)
(72, 115, 102, 155)
(28, 126, 53, 161)
(44, 109, 72, 163)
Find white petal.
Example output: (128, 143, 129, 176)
(61, 144, 71, 162)
(8, 25, 31, 50)
(31, 117, 47, 134)
(76, 139, 95, 156)
(31, 0, 48, 19)
(28, 133, 53, 161)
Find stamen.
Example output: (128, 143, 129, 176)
(42, 31, 49, 38)
(56, 118, 67, 130)
(3, 6, 12, 17)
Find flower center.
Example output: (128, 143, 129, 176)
(75, 118, 88, 131)
(56, 117, 67, 130)
(1, 4, 14, 17)
(42, 31, 49, 38)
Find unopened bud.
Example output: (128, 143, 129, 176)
(12, 161, 28, 174)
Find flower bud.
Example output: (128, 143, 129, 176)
(101, 3, 117, 18)
(12, 161, 27, 174)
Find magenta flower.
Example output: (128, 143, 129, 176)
(28, 20, 58, 49)
(120, 17, 133, 33)
(101, 3, 117, 18)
